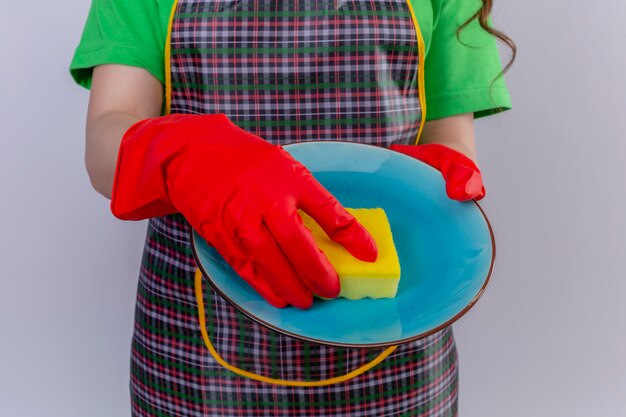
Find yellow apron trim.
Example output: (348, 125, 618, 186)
(164, 0, 179, 115)
(194, 268, 398, 387)
(405, 0, 427, 144)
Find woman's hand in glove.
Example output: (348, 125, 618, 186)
(390, 113, 485, 201)
(110, 113, 378, 309)
(389, 143, 485, 201)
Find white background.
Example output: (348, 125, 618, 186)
(1, 0, 625, 416)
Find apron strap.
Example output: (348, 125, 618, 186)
(194, 268, 397, 387)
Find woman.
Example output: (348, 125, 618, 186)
(70, 0, 513, 415)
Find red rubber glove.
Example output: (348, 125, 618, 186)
(111, 113, 378, 309)
(389, 143, 485, 201)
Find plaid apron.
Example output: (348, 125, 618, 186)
(130, 1, 458, 416)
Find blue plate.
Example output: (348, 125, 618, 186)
(191, 142, 495, 347)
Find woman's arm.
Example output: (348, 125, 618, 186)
(419, 113, 477, 161)
(85, 64, 163, 198)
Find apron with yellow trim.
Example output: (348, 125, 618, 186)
(130, 1, 458, 416)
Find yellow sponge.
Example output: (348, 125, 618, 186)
(300, 208, 401, 300)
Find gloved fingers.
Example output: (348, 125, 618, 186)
(391, 143, 485, 201)
(445, 163, 486, 201)
(263, 206, 341, 299)
(298, 176, 377, 262)
(235, 223, 314, 309)
(459, 171, 485, 201)
(476, 185, 486, 201)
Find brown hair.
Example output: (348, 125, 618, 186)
(459, 0, 517, 77)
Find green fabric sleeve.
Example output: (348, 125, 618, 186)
(424, 0, 512, 120)
(69, 0, 172, 89)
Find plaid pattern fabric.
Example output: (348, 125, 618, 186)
(169, 0, 422, 146)
(129, 1, 459, 415)
(131, 215, 459, 416)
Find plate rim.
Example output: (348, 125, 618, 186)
(190, 141, 496, 348)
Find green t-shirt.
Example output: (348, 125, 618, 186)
(70, 0, 511, 120)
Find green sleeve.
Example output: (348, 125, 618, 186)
(69, 0, 173, 89)
(424, 0, 512, 120)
